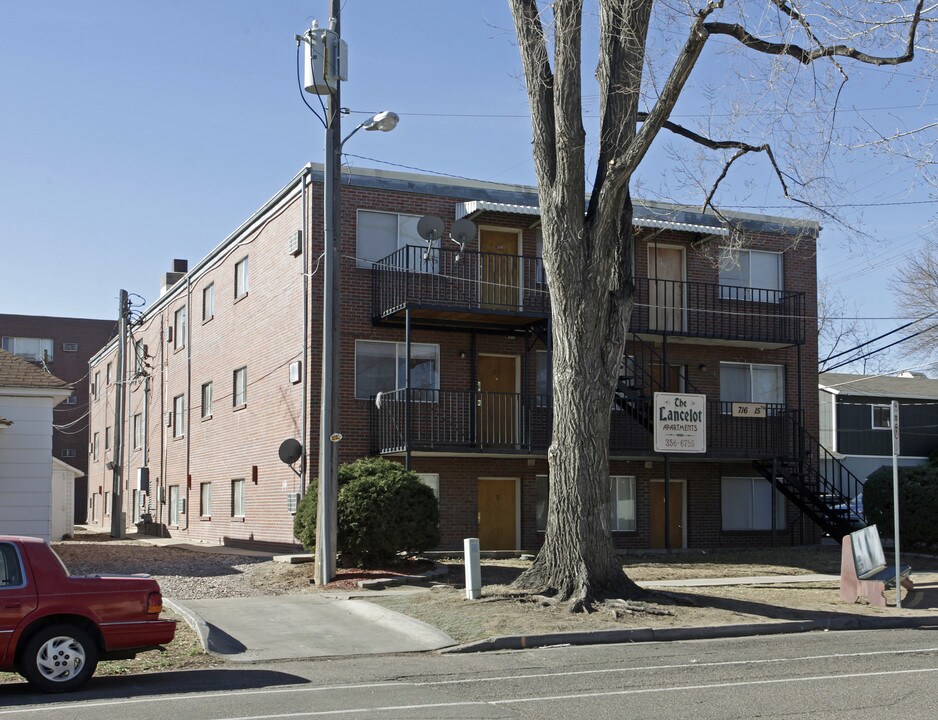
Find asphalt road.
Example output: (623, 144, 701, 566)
(3, 628, 938, 719)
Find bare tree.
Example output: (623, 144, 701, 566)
(817, 282, 895, 375)
(892, 237, 938, 361)
(509, 0, 933, 608)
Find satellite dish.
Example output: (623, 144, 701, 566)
(417, 215, 444, 241)
(278, 438, 303, 465)
(451, 218, 477, 243)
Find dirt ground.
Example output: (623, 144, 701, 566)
(4, 538, 938, 686)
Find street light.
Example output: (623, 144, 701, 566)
(319, 108, 398, 586)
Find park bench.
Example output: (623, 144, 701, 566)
(839, 524, 913, 607)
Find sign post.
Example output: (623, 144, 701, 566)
(891, 399, 902, 608)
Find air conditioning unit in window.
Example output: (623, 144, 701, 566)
(62, 342, 79, 352)
(288, 230, 302, 257)
(287, 493, 301, 515)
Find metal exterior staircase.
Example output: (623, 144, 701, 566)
(753, 424, 865, 540)
(618, 333, 863, 540)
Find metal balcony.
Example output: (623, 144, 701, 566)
(370, 389, 795, 460)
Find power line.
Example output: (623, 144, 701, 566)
(823, 324, 938, 373)
(820, 312, 938, 366)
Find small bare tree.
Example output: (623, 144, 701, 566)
(892, 238, 938, 361)
(509, 0, 933, 608)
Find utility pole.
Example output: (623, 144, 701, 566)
(299, 2, 396, 584)
(110, 289, 129, 538)
(315, 0, 343, 585)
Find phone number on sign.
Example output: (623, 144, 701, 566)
(663, 438, 699, 449)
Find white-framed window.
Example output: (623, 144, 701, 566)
(200, 482, 212, 517)
(871, 404, 891, 430)
(535, 475, 550, 532)
(536, 350, 550, 406)
(61, 448, 77, 458)
(722, 477, 787, 530)
(93, 371, 101, 400)
(535, 229, 545, 285)
(356, 210, 438, 270)
(416, 473, 439, 499)
(235, 256, 249, 299)
(202, 283, 215, 322)
(105, 426, 111, 450)
(104, 492, 110, 516)
(134, 339, 145, 375)
(173, 394, 185, 438)
(92, 432, 99, 461)
(132, 413, 144, 450)
(610, 475, 637, 531)
(201, 381, 213, 419)
(174, 306, 187, 351)
(720, 362, 784, 410)
(231, 478, 245, 517)
(535, 475, 636, 533)
(106, 362, 112, 386)
(354, 340, 439, 400)
(2, 336, 54, 362)
(132, 489, 142, 523)
(169, 485, 180, 526)
(718, 248, 783, 302)
(233, 367, 247, 407)
(64, 394, 77, 405)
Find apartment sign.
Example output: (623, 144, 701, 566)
(654, 392, 707, 454)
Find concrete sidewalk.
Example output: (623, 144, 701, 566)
(166, 572, 937, 662)
(167, 592, 455, 662)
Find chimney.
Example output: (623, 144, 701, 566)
(160, 258, 189, 297)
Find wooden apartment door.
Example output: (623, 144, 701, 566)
(648, 245, 685, 332)
(480, 229, 520, 309)
(649, 364, 685, 394)
(650, 481, 684, 549)
(477, 478, 517, 550)
(477, 354, 518, 446)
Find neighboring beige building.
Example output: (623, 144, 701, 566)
(0, 349, 72, 540)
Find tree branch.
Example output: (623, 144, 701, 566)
(643, 114, 844, 221)
(509, 0, 558, 188)
(605, 1, 724, 190)
(705, 0, 926, 66)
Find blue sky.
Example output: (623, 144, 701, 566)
(1, 1, 935, 368)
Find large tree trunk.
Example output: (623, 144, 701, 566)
(514, 202, 642, 606)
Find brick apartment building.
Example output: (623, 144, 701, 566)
(86, 164, 856, 551)
(0, 314, 114, 522)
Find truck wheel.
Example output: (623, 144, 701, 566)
(20, 624, 99, 693)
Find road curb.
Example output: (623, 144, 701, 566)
(439, 614, 938, 653)
(165, 597, 211, 652)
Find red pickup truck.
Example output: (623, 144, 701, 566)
(0, 535, 176, 692)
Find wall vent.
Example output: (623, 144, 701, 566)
(62, 342, 79, 352)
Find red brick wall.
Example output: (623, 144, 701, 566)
(86, 171, 820, 550)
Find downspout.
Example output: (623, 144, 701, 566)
(301, 167, 311, 494)
(185, 276, 192, 531)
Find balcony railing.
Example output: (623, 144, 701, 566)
(372, 245, 549, 321)
(372, 249, 804, 344)
(371, 389, 795, 459)
(631, 277, 805, 345)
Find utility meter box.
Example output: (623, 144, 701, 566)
(303, 23, 348, 94)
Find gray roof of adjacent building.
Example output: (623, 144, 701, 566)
(819, 372, 938, 400)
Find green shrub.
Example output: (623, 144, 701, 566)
(293, 476, 319, 553)
(864, 464, 938, 548)
(293, 457, 440, 565)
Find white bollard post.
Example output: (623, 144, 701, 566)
(464, 537, 481, 600)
